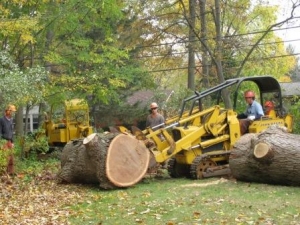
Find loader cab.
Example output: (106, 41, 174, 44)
(177, 76, 293, 135)
(179, 76, 285, 116)
(231, 76, 293, 133)
(233, 76, 293, 133)
(44, 99, 93, 148)
(232, 76, 285, 117)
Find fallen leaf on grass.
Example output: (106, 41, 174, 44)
(140, 208, 150, 214)
(0, 175, 88, 225)
(181, 178, 228, 187)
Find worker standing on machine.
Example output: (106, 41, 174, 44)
(0, 104, 17, 175)
(146, 102, 165, 131)
(237, 90, 264, 135)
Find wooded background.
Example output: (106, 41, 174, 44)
(0, 0, 300, 136)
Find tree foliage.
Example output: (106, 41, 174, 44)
(0, 51, 48, 108)
(119, 0, 299, 90)
(0, 0, 299, 129)
(0, 0, 156, 131)
(37, 0, 154, 103)
(0, 0, 154, 105)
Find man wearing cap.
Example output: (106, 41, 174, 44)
(237, 90, 264, 120)
(237, 90, 264, 135)
(146, 102, 165, 131)
(0, 104, 17, 175)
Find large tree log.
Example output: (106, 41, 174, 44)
(57, 132, 150, 189)
(229, 126, 300, 186)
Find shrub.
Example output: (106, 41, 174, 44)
(288, 97, 300, 134)
(0, 140, 14, 174)
(24, 129, 49, 157)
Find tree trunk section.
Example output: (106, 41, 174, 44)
(229, 126, 300, 186)
(200, 0, 209, 88)
(57, 133, 150, 189)
(188, 0, 196, 90)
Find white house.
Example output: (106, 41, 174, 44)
(23, 105, 40, 132)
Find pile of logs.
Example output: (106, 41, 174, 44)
(57, 125, 300, 189)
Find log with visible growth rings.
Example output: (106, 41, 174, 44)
(57, 132, 150, 189)
(229, 125, 300, 186)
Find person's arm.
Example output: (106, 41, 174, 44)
(237, 113, 247, 119)
(145, 115, 150, 128)
(159, 115, 165, 127)
(254, 102, 264, 119)
(237, 106, 248, 119)
(0, 118, 3, 140)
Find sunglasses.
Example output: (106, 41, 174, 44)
(151, 107, 158, 110)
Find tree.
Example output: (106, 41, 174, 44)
(286, 44, 300, 81)
(120, 0, 300, 101)
(36, 0, 153, 102)
(181, 0, 300, 107)
(188, 0, 196, 89)
(0, 0, 155, 131)
(0, 51, 48, 135)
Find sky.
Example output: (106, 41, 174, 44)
(272, 0, 300, 53)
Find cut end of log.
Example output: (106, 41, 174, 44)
(253, 143, 270, 159)
(106, 134, 150, 187)
(83, 133, 97, 145)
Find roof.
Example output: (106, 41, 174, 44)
(231, 76, 282, 93)
(127, 90, 173, 107)
(127, 90, 154, 106)
(280, 82, 300, 97)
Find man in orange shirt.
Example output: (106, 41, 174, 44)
(264, 101, 275, 116)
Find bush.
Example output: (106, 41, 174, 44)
(290, 104, 300, 134)
(0, 140, 14, 174)
(23, 129, 50, 157)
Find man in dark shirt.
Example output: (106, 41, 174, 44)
(146, 102, 165, 131)
(0, 104, 17, 175)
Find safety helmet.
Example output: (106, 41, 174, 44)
(244, 90, 255, 98)
(264, 101, 274, 108)
(6, 104, 17, 112)
(150, 102, 158, 109)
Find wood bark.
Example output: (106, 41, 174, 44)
(229, 126, 300, 186)
(57, 132, 150, 189)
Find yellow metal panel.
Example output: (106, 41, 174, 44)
(249, 119, 285, 133)
(68, 127, 78, 140)
(49, 129, 67, 143)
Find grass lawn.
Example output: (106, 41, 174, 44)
(68, 173, 300, 225)
(2, 159, 300, 225)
